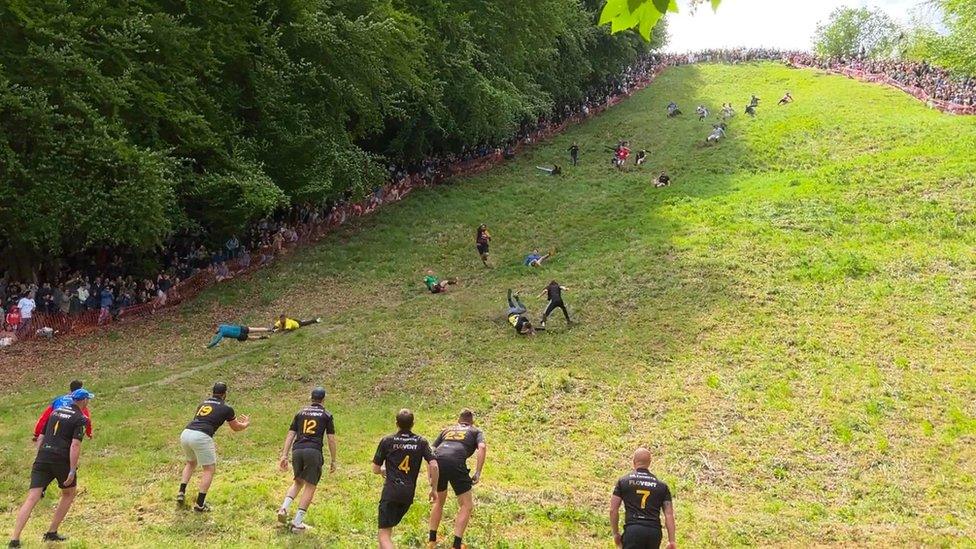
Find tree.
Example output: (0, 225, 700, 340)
(902, 0, 976, 74)
(599, 0, 718, 41)
(813, 7, 901, 59)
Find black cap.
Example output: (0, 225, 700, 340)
(213, 382, 228, 394)
(311, 387, 326, 400)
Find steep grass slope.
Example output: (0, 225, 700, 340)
(1, 63, 975, 547)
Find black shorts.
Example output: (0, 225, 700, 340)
(436, 459, 472, 496)
(476, 242, 489, 255)
(292, 448, 324, 485)
(622, 523, 663, 549)
(236, 326, 250, 342)
(377, 499, 412, 529)
(30, 460, 76, 490)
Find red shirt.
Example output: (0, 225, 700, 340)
(34, 405, 93, 439)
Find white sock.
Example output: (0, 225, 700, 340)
(293, 508, 306, 526)
(281, 496, 293, 511)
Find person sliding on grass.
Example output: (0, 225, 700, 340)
(524, 249, 555, 268)
(635, 149, 648, 166)
(424, 271, 458, 294)
(696, 105, 709, 121)
(706, 124, 727, 144)
(475, 224, 491, 267)
(276, 387, 336, 534)
(505, 289, 536, 336)
(273, 314, 321, 332)
(535, 165, 562, 176)
(667, 102, 681, 117)
(539, 280, 572, 329)
(206, 323, 272, 348)
(177, 382, 250, 512)
(778, 91, 793, 105)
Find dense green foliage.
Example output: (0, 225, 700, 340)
(600, 0, 718, 40)
(813, 7, 901, 59)
(2, 63, 975, 547)
(0, 0, 659, 273)
(903, 0, 976, 74)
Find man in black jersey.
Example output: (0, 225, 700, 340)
(539, 280, 571, 329)
(609, 448, 676, 549)
(276, 387, 337, 533)
(372, 409, 439, 549)
(568, 142, 580, 166)
(9, 389, 92, 547)
(177, 382, 250, 512)
(427, 409, 487, 549)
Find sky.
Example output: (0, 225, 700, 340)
(663, 0, 928, 52)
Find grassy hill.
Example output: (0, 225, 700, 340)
(1, 62, 975, 547)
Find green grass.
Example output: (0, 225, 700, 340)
(2, 62, 976, 547)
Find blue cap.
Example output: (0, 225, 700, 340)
(71, 389, 94, 401)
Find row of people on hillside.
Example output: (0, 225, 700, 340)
(11, 381, 675, 549)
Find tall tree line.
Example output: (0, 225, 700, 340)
(0, 0, 663, 274)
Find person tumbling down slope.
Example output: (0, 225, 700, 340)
(505, 289, 536, 336)
(206, 323, 272, 348)
(424, 271, 458, 294)
(524, 249, 555, 268)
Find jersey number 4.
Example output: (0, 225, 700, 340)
(302, 419, 318, 435)
(397, 455, 411, 474)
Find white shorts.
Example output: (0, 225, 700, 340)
(180, 429, 217, 466)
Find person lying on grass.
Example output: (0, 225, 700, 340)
(424, 271, 458, 294)
(535, 165, 562, 176)
(273, 314, 322, 332)
(524, 249, 556, 268)
(206, 323, 272, 348)
(706, 124, 727, 143)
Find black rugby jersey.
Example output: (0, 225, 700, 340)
(373, 431, 434, 503)
(185, 397, 235, 437)
(612, 468, 672, 528)
(289, 403, 335, 451)
(433, 423, 485, 462)
(36, 404, 87, 463)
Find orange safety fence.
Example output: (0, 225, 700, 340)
(5, 63, 670, 348)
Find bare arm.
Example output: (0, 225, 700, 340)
(427, 459, 440, 501)
(327, 434, 337, 472)
(472, 442, 487, 482)
(278, 430, 296, 470)
(609, 495, 623, 546)
(372, 462, 384, 475)
(664, 500, 676, 548)
(66, 439, 81, 485)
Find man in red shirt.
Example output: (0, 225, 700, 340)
(33, 381, 93, 442)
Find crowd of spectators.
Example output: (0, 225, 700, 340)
(785, 52, 976, 106)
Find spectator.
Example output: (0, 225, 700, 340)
(17, 291, 35, 335)
(98, 285, 114, 325)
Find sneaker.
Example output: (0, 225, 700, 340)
(290, 523, 312, 534)
(277, 508, 288, 524)
(42, 532, 67, 542)
(315, 317, 322, 323)
(193, 503, 212, 513)
(9, 541, 22, 548)
(176, 492, 185, 505)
